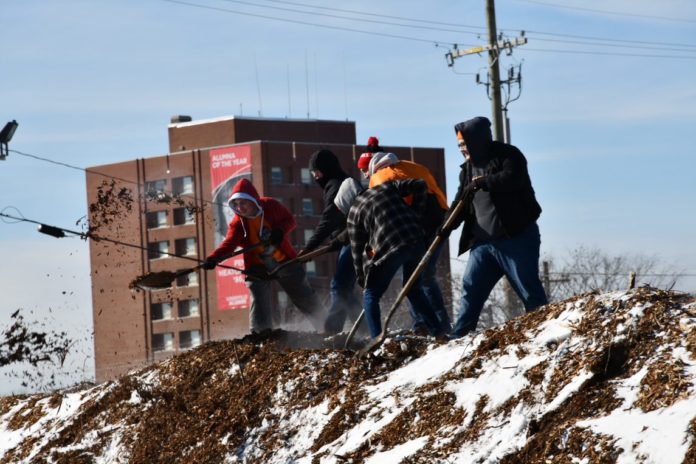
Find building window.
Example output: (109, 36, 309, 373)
(176, 270, 198, 287)
(146, 179, 167, 194)
(179, 299, 200, 318)
(152, 333, 174, 352)
(173, 207, 195, 226)
(301, 168, 311, 185)
(146, 211, 168, 229)
(148, 241, 169, 260)
(151, 302, 173, 321)
(179, 330, 201, 350)
(175, 238, 197, 256)
(302, 198, 314, 216)
(306, 261, 317, 277)
(172, 176, 194, 195)
(304, 229, 314, 245)
(270, 167, 283, 185)
(277, 291, 289, 309)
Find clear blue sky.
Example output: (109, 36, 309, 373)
(1, 0, 695, 393)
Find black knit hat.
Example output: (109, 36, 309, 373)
(309, 149, 347, 186)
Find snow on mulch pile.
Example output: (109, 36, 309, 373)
(2, 288, 696, 464)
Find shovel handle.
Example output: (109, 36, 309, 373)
(356, 196, 470, 356)
(268, 243, 334, 277)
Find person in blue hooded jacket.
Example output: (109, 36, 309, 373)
(446, 116, 548, 338)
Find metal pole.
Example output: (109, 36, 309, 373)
(486, 0, 504, 142)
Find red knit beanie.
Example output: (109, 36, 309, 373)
(357, 152, 373, 170)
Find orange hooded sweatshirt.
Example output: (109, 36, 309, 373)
(369, 159, 448, 210)
(207, 178, 297, 268)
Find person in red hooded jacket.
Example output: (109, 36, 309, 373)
(203, 178, 324, 334)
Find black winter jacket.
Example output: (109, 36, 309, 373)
(450, 141, 542, 255)
(305, 150, 349, 251)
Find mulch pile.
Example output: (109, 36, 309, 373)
(2, 288, 696, 463)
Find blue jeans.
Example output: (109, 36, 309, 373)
(408, 241, 452, 332)
(450, 222, 548, 338)
(324, 245, 362, 333)
(363, 244, 444, 338)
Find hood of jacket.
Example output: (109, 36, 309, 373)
(309, 149, 347, 188)
(454, 116, 493, 167)
(368, 152, 399, 177)
(227, 178, 262, 217)
(333, 177, 365, 216)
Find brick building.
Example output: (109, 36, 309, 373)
(86, 116, 449, 382)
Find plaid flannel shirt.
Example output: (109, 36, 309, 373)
(347, 179, 428, 283)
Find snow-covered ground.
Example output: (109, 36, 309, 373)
(1, 288, 695, 463)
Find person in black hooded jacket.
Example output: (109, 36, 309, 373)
(447, 116, 548, 338)
(303, 149, 362, 333)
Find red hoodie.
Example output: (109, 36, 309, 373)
(207, 179, 297, 268)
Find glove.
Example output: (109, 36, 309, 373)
(269, 228, 284, 246)
(202, 258, 218, 270)
(471, 176, 486, 191)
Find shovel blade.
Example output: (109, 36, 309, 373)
(129, 271, 178, 290)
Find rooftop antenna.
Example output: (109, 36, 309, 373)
(287, 63, 292, 118)
(305, 49, 310, 118)
(342, 52, 349, 121)
(314, 51, 319, 119)
(254, 54, 263, 117)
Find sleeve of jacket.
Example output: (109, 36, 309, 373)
(304, 180, 346, 251)
(395, 179, 428, 215)
(347, 202, 367, 284)
(480, 144, 531, 193)
(206, 220, 241, 262)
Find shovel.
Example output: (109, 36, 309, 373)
(356, 195, 470, 356)
(267, 243, 334, 278)
(130, 240, 268, 290)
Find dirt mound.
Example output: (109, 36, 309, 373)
(2, 288, 696, 463)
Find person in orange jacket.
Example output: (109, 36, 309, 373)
(203, 178, 324, 334)
(366, 151, 452, 333)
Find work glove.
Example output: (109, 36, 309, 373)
(471, 176, 486, 191)
(269, 228, 284, 246)
(201, 258, 218, 270)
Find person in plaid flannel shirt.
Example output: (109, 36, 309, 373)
(346, 178, 447, 338)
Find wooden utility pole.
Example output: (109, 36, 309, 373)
(486, 0, 504, 142)
(444, 0, 526, 142)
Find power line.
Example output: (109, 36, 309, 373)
(509, 0, 696, 24)
(160, 0, 452, 45)
(10, 148, 226, 210)
(521, 35, 696, 54)
(518, 29, 696, 50)
(521, 47, 696, 60)
(259, 0, 487, 31)
(217, 0, 484, 37)
(259, 0, 696, 49)
(161, 0, 696, 60)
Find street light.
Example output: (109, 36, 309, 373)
(0, 120, 19, 160)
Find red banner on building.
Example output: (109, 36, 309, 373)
(209, 145, 252, 310)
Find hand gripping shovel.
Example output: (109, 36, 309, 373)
(356, 196, 470, 357)
(129, 240, 268, 290)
